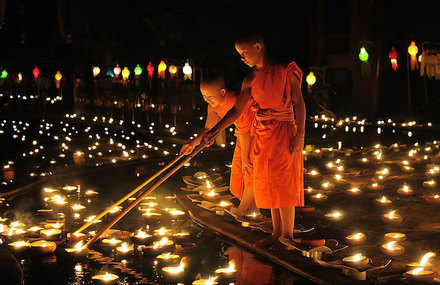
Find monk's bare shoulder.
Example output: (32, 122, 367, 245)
(242, 71, 256, 88)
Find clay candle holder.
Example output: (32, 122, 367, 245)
(143, 237, 175, 255)
(374, 196, 392, 206)
(67, 232, 88, 243)
(310, 193, 327, 202)
(380, 241, 405, 256)
(403, 267, 435, 283)
(397, 185, 414, 196)
(201, 190, 221, 202)
(407, 252, 436, 270)
(40, 228, 63, 241)
(65, 241, 89, 258)
(132, 230, 153, 245)
(171, 231, 192, 243)
(30, 240, 57, 255)
(425, 194, 440, 204)
(382, 210, 402, 225)
(423, 180, 437, 188)
(153, 227, 172, 238)
(342, 253, 369, 267)
(383, 232, 407, 243)
(346, 187, 362, 196)
(91, 272, 119, 285)
(8, 240, 31, 255)
(116, 242, 134, 257)
(161, 260, 185, 283)
(215, 261, 237, 281)
(345, 233, 366, 245)
(156, 252, 181, 268)
(368, 183, 384, 191)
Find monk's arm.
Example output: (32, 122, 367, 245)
(204, 76, 253, 141)
(238, 131, 252, 174)
(289, 72, 305, 137)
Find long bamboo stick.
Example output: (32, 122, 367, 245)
(73, 154, 184, 235)
(82, 141, 207, 249)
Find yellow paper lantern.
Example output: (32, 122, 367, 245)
(55, 71, 62, 81)
(122, 67, 130, 80)
(306, 72, 316, 86)
(92, 66, 100, 77)
(158, 60, 167, 79)
(408, 41, 418, 71)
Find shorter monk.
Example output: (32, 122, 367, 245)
(180, 73, 259, 217)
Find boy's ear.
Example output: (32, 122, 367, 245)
(220, 88, 226, 96)
(254, 43, 262, 51)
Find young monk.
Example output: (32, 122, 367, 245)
(203, 33, 305, 251)
(180, 73, 259, 217)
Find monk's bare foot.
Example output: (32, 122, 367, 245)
(230, 206, 247, 219)
(254, 235, 278, 248)
(269, 239, 287, 252)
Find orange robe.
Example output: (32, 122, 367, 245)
(251, 62, 304, 209)
(212, 91, 256, 199)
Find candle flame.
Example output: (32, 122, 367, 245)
(352, 253, 362, 262)
(388, 210, 396, 219)
(412, 267, 424, 275)
(420, 252, 436, 266)
(207, 189, 216, 196)
(353, 233, 363, 239)
(385, 241, 397, 250)
(103, 272, 113, 281)
(206, 180, 212, 188)
(380, 196, 387, 202)
(74, 241, 83, 251)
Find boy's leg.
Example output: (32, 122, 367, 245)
(279, 206, 295, 239)
(254, 208, 281, 248)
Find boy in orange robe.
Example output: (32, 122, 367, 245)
(180, 73, 259, 217)
(204, 33, 305, 251)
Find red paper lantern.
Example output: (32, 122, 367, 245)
(147, 62, 154, 79)
(32, 66, 40, 79)
(388, 47, 398, 72)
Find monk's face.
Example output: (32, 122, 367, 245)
(235, 42, 262, 67)
(200, 83, 226, 108)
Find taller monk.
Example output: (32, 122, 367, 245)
(204, 33, 305, 251)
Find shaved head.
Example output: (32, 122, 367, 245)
(235, 32, 265, 46)
(200, 73, 227, 108)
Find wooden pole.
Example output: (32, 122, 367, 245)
(82, 141, 207, 249)
(73, 154, 183, 235)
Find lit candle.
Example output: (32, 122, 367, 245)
(65, 241, 88, 257)
(202, 190, 220, 202)
(31, 240, 57, 254)
(368, 183, 384, 191)
(62, 185, 78, 192)
(310, 193, 327, 202)
(321, 181, 335, 190)
(67, 232, 88, 242)
(167, 208, 186, 220)
(215, 261, 236, 281)
(101, 237, 122, 247)
(143, 237, 174, 255)
(397, 185, 414, 196)
(161, 259, 185, 282)
(374, 196, 392, 206)
(342, 253, 369, 267)
(217, 200, 232, 209)
(8, 240, 31, 254)
(306, 169, 321, 178)
(345, 232, 366, 245)
(422, 180, 437, 188)
(403, 267, 435, 283)
(380, 241, 405, 256)
(192, 277, 218, 285)
(172, 231, 191, 243)
(425, 193, 440, 203)
(142, 208, 162, 223)
(40, 228, 63, 240)
(375, 168, 390, 176)
(156, 252, 181, 267)
(346, 187, 362, 196)
(382, 210, 402, 224)
(91, 272, 119, 285)
(85, 190, 99, 197)
(383, 232, 407, 243)
(72, 204, 86, 211)
(407, 252, 436, 270)
(325, 211, 343, 221)
(153, 227, 172, 237)
(116, 242, 134, 256)
(132, 230, 153, 245)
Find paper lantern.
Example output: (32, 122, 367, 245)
(106, 69, 115, 77)
(17, 73, 22, 82)
(182, 62, 192, 80)
(92, 66, 100, 78)
(169, 65, 177, 79)
(0, 69, 7, 79)
(158, 60, 167, 79)
(134, 64, 143, 76)
(407, 41, 418, 71)
(122, 67, 130, 80)
(388, 47, 398, 71)
(55, 71, 62, 89)
(306, 72, 316, 86)
(147, 62, 154, 79)
(359, 47, 369, 62)
(32, 66, 40, 79)
(113, 65, 121, 78)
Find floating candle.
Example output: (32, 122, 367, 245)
(381, 241, 405, 256)
(403, 267, 435, 283)
(202, 190, 220, 202)
(346, 187, 362, 196)
(132, 230, 153, 244)
(67, 232, 88, 242)
(342, 253, 369, 267)
(116, 242, 134, 255)
(407, 252, 436, 270)
(161, 259, 185, 282)
(345, 232, 366, 245)
(310, 193, 327, 202)
(397, 185, 414, 196)
(217, 200, 232, 208)
(325, 211, 343, 221)
(321, 181, 335, 190)
(154, 227, 172, 237)
(192, 277, 218, 285)
(425, 194, 440, 203)
(101, 238, 122, 247)
(422, 180, 437, 188)
(307, 169, 321, 178)
(383, 232, 407, 243)
(31, 240, 57, 254)
(40, 228, 63, 240)
(91, 272, 119, 285)
(374, 196, 392, 206)
(368, 183, 384, 191)
(156, 252, 181, 267)
(382, 210, 402, 224)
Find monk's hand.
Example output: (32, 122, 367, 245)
(242, 157, 253, 176)
(180, 142, 196, 155)
(203, 128, 220, 147)
(290, 135, 304, 153)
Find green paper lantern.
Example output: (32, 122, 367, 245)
(0, 69, 8, 79)
(359, 47, 369, 62)
(134, 64, 142, 76)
